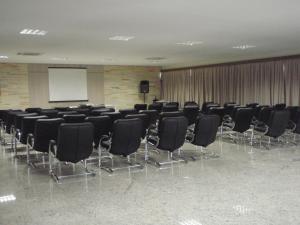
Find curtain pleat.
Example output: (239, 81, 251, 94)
(161, 58, 300, 106)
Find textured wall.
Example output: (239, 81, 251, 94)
(104, 66, 161, 109)
(0, 63, 29, 109)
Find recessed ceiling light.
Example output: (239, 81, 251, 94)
(20, 29, 47, 36)
(109, 36, 135, 41)
(179, 219, 203, 225)
(176, 41, 203, 46)
(0, 55, 8, 59)
(0, 195, 16, 203)
(233, 45, 256, 50)
(51, 57, 68, 61)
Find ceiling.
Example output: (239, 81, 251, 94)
(0, 0, 300, 69)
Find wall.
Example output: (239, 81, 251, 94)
(0, 63, 29, 109)
(104, 66, 161, 109)
(0, 63, 161, 110)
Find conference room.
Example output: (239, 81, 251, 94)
(1, 0, 300, 225)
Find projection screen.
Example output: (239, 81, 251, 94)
(48, 68, 88, 102)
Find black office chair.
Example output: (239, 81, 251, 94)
(54, 107, 70, 111)
(101, 112, 122, 131)
(274, 103, 286, 110)
(125, 114, 150, 138)
(246, 103, 259, 108)
(201, 101, 214, 113)
(186, 114, 220, 159)
(74, 108, 90, 115)
(162, 104, 179, 112)
(148, 103, 163, 112)
(254, 110, 290, 149)
(119, 109, 138, 118)
(134, 104, 147, 111)
(223, 103, 239, 116)
(183, 105, 200, 126)
(63, 114, 86, 123)
(208, 107, 225, 127)
(40, 109, 59, 118)
(49, 122, 95, 183)
(27, 118, 64, 167)
(25, 108, 42, 114)
(57, 111, 77, 118)
(85, 116, 111, 148)
(146, 116, 188, 167)
(90, 107, 115, 116)
(99, 118, 143, 172)
(184, 101, 198, 107)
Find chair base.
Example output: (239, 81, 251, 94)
(50, 167, 96, 184)
(100, 155, 144, 173)
(146, 150, 187, 168)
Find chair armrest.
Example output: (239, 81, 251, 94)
(27, 133, 34, 147)
(287, 120, 297, 132)
(254, 123, 269, 135)
(48, 140, 57, 156)
(99, 134, 112, 150)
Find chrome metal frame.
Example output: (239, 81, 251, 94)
(48, 142, 96, 183)
(98, 135, 144, 173)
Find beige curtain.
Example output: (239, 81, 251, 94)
(161, 58, 300, 106)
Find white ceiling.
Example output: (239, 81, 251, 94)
(0, 0, 300, 69)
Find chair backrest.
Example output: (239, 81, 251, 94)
(139, 110, 159, 125)
(205, 103, 220, 114)
(20, 116, 48, 144)
(74, 108, 90, 115)
(294, 111, 300, 134)
(6, 110, 25, 133)
(274, 103, 286, 110)
(125, 114, 149, 138)
(54, 107, 70, 111)
(162, 104, 179, 112)
(119, 109, 138, 118)
(109, 118, 143, 156)
(40, 109, 59, 118)
(266, 110, 290, 138)
(33, 118, 64, 153)
(208, 107, 225, 126)
(246, 103, 259, 108)
(56, 123, 94, 163)
(184, 101, 198, 107)
(25, 108, 42, 114)
(90, 107, 115, 116)
(148, 103, 163, 112)
(253, 105, 269, 119)
(223, 103, 239, 116)
(201, 101, 214, 113)
(159, 111, 184, 124)
(232, 108, 254, 133)
(15, 113, 38, 130)
(231, 106, 247, 120)
(63, 114, 86, 123)
(192, 114, 220, 147)
(166, 102, 179, 107)
(85, 116, 111, 147)
(287, 106, 300, 123)
(183, 105, 200, 126)
(157, 116, 188, 152)
(101, 112, 122, 131)
(57, 111, 77, 118)
(134, 104, 147, 111)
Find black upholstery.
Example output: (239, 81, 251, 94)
(266, 110, 290, 138)
(287, 106, 300, 124)
(139, 110, 159, 126)
(85, 116, 111, 148)
(57, 111, 77, 118)
(258, 107, 272, 124)
(253, 105, 269, 119)
(162, 104, 179, 112)
(107, 118, 143, 157)
(166, 102, 179, 107)
(74, 108, 90, 115)
(148, 103, 163, 112)
(90, 108, 115, 116)
(156, 116, 188, 152)
(231, 106, 247, 120)
(119, 109, 138, 118)
(201, 101, 214, 113)
(192, 114, 220, 147)
(208, 107, 225, 126)
(55, 123, 94, 163)
(54, 107, 70, 111)
(40, 109, 59, 118)
(125, 114, 149, 138)
(158, 111, 184, 124)
(25, 108, 42, 114)
(224, 103, 239, 116)
(63, 114, 86, 123)
(5, 110, 24, 133)
(232, 108, 254, 133)
(274, 103, 286, 110)
(184, 101, 198, 107)
(246, 103, 259, 108)
(101, 112, 122, 131)
(294, 111, 300, 134)
(33, 118, 64, 153)
(14, 113, 38, 130)
(183, 105, 200, 126)
(20, 116, 48, 144)
(134, 104, 147, 111)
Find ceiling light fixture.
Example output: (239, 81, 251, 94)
(109, 36, 135, 41)
(0, 55, 8, 59)
(176, 41, 203, 46)
(20, 29, 47, 36)
(232, 45, 256, 50)
(0, 195, 16, 203)
(51, 57, 68, 61)
(179, 219, 203, 225)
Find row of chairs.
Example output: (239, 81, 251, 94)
(0, 107, 221, 183)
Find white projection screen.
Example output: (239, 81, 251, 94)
(48, 68, 88, 101)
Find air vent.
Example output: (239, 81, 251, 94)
(145, 57, 166, 61)
(17, 52, 43, 56)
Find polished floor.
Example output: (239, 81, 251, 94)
(0, 135, 300, 225)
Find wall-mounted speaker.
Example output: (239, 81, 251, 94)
(140, 80, 149, 93)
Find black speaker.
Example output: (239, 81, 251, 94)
(140, 80, 149, 93)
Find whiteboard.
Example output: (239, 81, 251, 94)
(48, 68, 88, 101)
